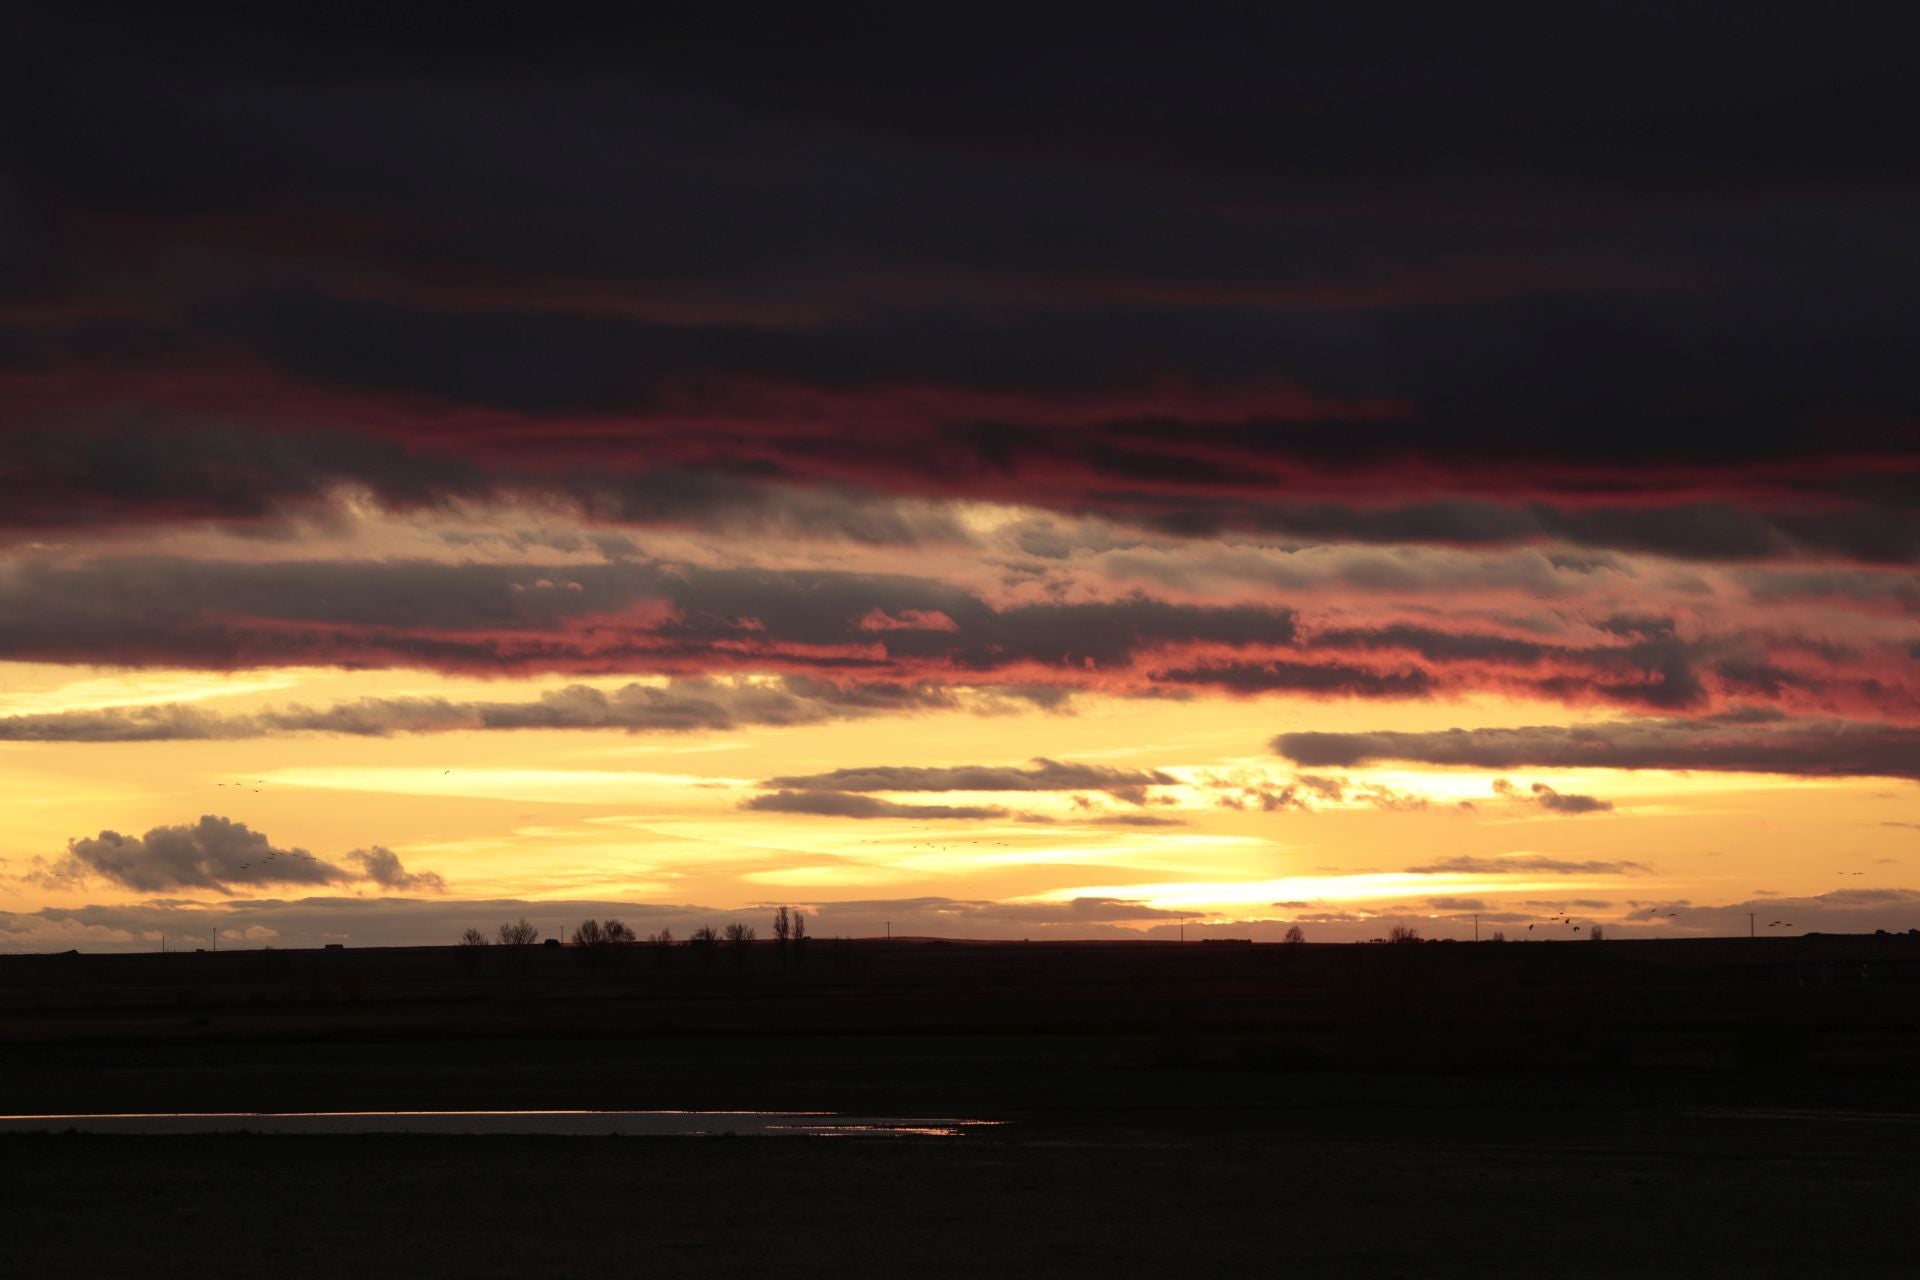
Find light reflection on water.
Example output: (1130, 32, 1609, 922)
(0, 1110, 1002, 1138)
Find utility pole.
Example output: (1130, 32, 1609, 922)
(212, 928, 217, 953)
(883, 920, 891, 941)
(1748, 912, 1755, 939)
(1473, 912, 1480, 942)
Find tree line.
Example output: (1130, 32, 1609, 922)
(458, 907, 810, 970)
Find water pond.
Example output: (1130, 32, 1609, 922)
(0, 1110, 1001, 1138)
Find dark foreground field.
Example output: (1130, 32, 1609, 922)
(4, 1105, 1917, 1279)
(4, 936, 1918, 1276)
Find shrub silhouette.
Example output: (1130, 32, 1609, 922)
(1387, 924, 1422, 944)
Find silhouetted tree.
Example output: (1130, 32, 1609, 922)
(647, 926, 675, 969)
(1387, 924, 1422, 944)
(772, 906, 792, 968)
(690, 924, 718, 969)
(1490, 930, 1507, 943)
(1283, 925, 1306, 945)
(458, 927, 489, 974)
(571, 918, 607, 971)
(1588, 924, 1605, 941)
(497, 917, 538, 971)
(599, 919, 636, 970)
(791, 908, 806, 966)
(498, 918, 539, 947)
(724, 921, 755, 965)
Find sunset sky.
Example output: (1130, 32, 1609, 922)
(3, 6, 1917, 950)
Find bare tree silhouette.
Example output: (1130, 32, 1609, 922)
(457, 927, 489, 974)
(1387, 924, 1423, 944)
(568, 918, 637, 971)
(497, 917, 538, 971)
(690, 924, 718, 969)
(571, 918, 607, 971)
(1283, 925, 1306, 945)
(1588, 924, 1606, 941)
(724, 921, 756, 966)
(772, 906, 792, 967)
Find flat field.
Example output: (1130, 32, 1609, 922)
(3, 937, 1916, 1277)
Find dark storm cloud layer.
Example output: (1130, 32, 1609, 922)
(1, 555, 1912, 719)
(1277, 717, 1920, 781)
(0, 554, 1301, 673)
(5, 6, 1920, 560)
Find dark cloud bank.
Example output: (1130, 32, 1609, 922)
(3, 5, 1918, 559)
(1278, 717, 1920, 782)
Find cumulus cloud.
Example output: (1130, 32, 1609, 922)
(48, 817, 351, 893)
(31, 817, 445, 897)
(346, 847, 447, 893)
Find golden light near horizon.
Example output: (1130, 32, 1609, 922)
(5, 647, 1915, 950)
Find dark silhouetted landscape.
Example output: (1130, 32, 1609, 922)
(6, 934, 1920, 1275)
